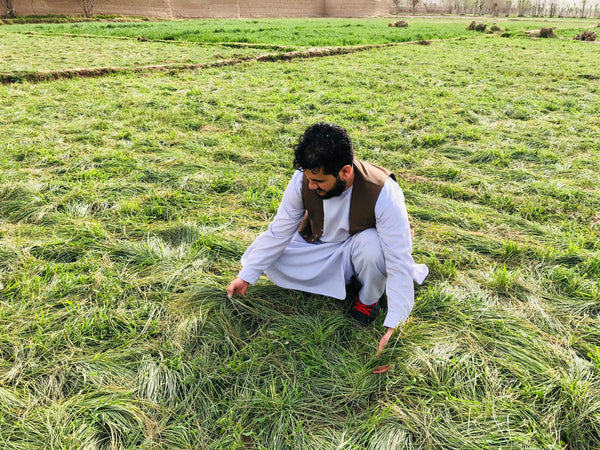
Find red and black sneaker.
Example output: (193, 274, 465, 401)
(349, 296, 380, 326)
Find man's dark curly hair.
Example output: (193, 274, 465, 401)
(293, 123, 354, 175)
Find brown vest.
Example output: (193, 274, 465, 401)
(298, 160, 395, 243)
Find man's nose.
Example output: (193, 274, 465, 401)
(308, 180, 318, 190)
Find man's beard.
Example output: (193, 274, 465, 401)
(316, 175, 346, 199)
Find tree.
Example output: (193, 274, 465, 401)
(1, 0, 16, 17)
(489, 0, 500, 16)
(454, 0, 466, 14)
(411, 0, 420, 15)
(79, 0, 97, 17)
(443, 0, 454, 14)
(531, 0, 546, 16)
(558, 3, 574, 16)
(580, 0, 588, 17)
(516, 0, 530, 16)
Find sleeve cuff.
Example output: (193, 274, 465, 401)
(237, 267, 262, 285)
(382, 309, 410, 329)
(383, 316, 400, 329)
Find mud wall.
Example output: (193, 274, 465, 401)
(325, 0, 388, 17)
(170, 0, 240, 18)
(238, 0, 326, 18)
(6, 0, 390, 18)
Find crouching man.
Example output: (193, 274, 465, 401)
(227, 123, 428, 356)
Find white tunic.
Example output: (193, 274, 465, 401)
(238, 170, 428, 329)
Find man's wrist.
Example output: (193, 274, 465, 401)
(237, 268, 259, 285)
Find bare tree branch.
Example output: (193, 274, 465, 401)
(79, 0, 98, 18)
(1, 0, 16, 18)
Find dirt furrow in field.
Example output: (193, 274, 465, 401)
(0, 39, 442, 85)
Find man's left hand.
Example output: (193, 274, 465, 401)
(372, 327, 394, 374)
(378, 326, 394, 352)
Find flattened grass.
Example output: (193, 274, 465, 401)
(0, 30, 284, 74)
(1, 21, 600, 448)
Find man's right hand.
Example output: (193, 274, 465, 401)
(227, 278, 249, 298)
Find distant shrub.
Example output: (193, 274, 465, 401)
(389, 20, 409, 27)
(539, 27, 555, 38)
(574, 30, 597, 41)
(490, 23, 504, 33)
(467, 21, 487, 32)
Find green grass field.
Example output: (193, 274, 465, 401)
(6, 16, 600, 45)
(11, 16, 600, 42)
(1, 16, 600, 449)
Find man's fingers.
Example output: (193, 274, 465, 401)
(374, 328, 395, 373)
(226, 283, 236, 298)
(372, 364, 392, 374)
(227, 278, 249, 298)
(378, 335, 390, 352)
(226, 281, 239, 298)
(378, 327, 394, 352)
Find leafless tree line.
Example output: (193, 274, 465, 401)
(1, 0, 97, 17)
(391, 0, 600, 17)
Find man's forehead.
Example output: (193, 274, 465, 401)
(303, 167, 330, 178)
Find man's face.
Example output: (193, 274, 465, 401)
(304, 167, 347, 199)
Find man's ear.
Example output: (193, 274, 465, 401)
(339, 165, 353, 181)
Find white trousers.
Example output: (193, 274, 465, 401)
(263, 229, 387, 305)
(346, 229, 387, 305)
